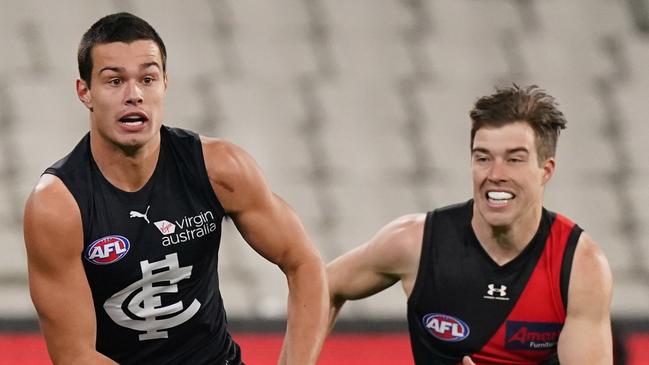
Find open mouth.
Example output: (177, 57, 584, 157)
(118, 112, 149, 126)
(486, 191, 515, 206)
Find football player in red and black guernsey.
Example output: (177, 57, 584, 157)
(326, 85, 613, 365)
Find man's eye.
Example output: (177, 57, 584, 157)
(108, 79, 121, 86)
(143, 76, 154, 84)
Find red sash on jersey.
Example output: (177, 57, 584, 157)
(469, 214, 575, 364)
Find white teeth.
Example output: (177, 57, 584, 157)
(120, 119, 143, 125)
(120, 115, 145, 124)
(487, 191, 513, 200)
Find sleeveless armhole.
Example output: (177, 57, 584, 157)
(43, 170, 90, 243)
(560, 225, 583, 310)
(407, 211, 435, 304)
(193, 136, 226, 218)
(42, 138, 92, 245)
(165, 126, 226, 218)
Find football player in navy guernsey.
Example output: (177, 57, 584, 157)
(23, 12, 327, 365)
(326, 85, 613, 364)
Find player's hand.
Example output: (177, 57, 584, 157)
(462, 356, 476, 365)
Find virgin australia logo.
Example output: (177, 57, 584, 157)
(103, 253, 200, 340)
(154, 211, 217, 246)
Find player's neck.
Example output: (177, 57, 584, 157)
(90, 132, 161, 192)
(472, 206, 542, 266)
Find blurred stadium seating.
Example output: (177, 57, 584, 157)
(0, 0, 648, 363)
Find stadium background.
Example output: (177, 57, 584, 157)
(1, 0, 648, 363)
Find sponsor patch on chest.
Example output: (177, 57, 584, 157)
(85, 235, 130, 265)
(505, 321, 562, 350)
(154, 210, 218, 246)
(422, 313, 470, 342)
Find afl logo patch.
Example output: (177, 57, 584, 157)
(85, 235, 130, 265)
(423, 313, 470, 342)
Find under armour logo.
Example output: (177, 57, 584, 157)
(130, 205, 150, 224)
(103, 253, 201, 340)
(484, 284, 509, 301)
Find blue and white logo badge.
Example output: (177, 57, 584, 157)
(422, 313, 470, 342)
(85, 235, 130, 265)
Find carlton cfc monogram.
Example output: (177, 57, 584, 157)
(103, 253, 201, 341)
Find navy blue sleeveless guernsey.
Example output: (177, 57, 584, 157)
(45, 126, 242, 364)
(407, 201, 581, 365)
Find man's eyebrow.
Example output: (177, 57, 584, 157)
(141, 62, 161, 70)
(471, 147, 529, 155)
(98, 66, 125, 75)
(506, 147, 529, 154)
(97, 62, 161, 75)
(471, 147, 490, 154)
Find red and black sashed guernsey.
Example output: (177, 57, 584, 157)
(407, 200, 581, 365)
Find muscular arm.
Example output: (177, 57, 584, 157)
(326, 214, 424, 331)
(557, 234, 613, 364)
(202, 138, 327, 365)
(24, 174, 116, 364)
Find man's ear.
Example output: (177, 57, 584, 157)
(76, 79, 93, 112)
(541, 157, 556, 185)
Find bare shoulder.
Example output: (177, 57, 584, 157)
(200, 137, 255, 182)
(200, 137, 269, 213)
(373, 214, 425, 252)
(573, 233, 612, 287)
(363, 213, 426, 275)
(24, 174, 83, 260)
(568, 233, 613, 313)
(25, 174, 79, 224)
(327, 213, 426, 299)
(557, 234, 613, 364)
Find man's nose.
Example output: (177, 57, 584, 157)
(124, 80, 143, 105)
(488, 160, 508, 182)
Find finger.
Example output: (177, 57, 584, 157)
(462, 356, 476, 365)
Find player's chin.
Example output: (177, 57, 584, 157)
(117, 125, 158, 142)
(483, 215, 513, 228)
(113, 135, 151, 151)
(477, 204, 514, 226)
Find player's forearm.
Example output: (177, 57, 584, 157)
(38, 313, 117, 365)
(47, 344, 118, 365)
(558, 339, 612, 365)
(558, 350, 612, 365)
(557, 323, 613, 365)
(68, 352, 118, 365)
(279, 257, 328, 365)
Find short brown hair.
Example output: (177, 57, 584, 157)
(78, 12, 167, 88)
(469, 84, 567, 164)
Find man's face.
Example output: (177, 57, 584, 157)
(471, 121, 555, 229)
(77, 40, 167, 150)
